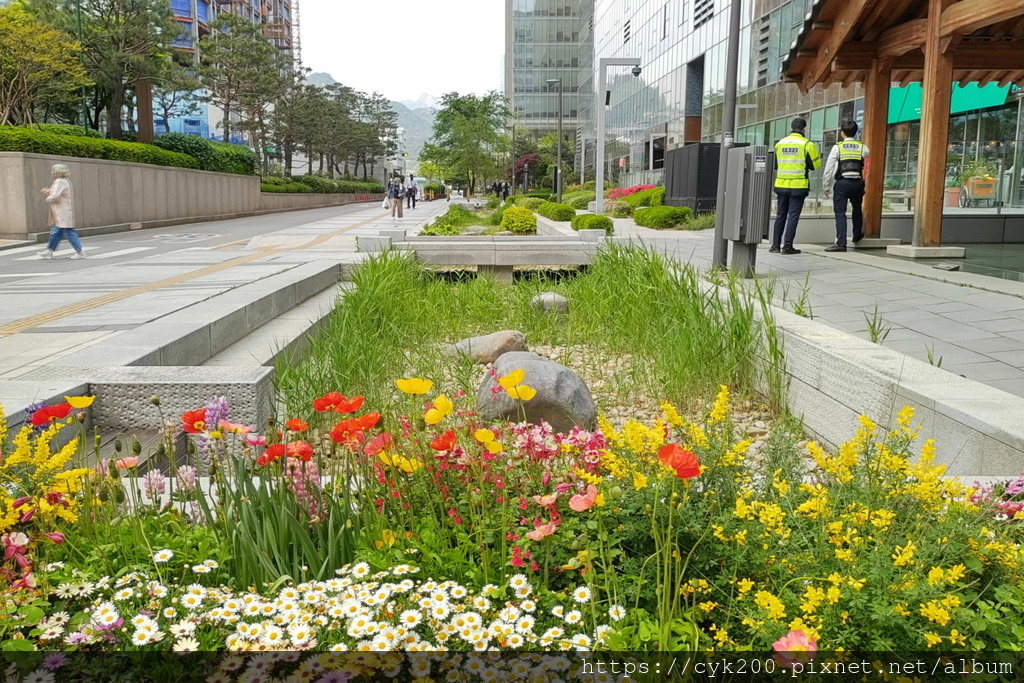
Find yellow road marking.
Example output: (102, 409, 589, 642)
(0, 212, 386, 336)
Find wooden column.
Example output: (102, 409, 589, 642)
(913, 0, 956, 247)
(863, 58, 891, 238)
(136, 78, 154, 144)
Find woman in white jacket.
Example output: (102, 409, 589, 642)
(37, 164, 85, 260)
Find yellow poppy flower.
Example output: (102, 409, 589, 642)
(505, 384, 537, 401)
(396, 378, 434, 395)
(474, 429, 496, 444)
(424, 395, 454, 425)
(485, 440, 503, 454)
(498, 369, 526, 389)
(375, 529, 397, 549)
(65, 395, 95, 409)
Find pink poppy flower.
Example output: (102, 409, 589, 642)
(772, 629, 818, 669)
(533, 493, 558, 507)
(525, 522, 557, 541)
(244, 434, 267, 447)
(115, 457, 139, 469)
(569, 484, 599, 512)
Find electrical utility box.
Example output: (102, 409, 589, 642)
(722, 145, 773, 276)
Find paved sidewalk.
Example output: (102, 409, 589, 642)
(0, 200, 449, 410)
(611, 217, 1024, 399)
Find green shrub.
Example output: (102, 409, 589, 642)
(209, 141, 257, 175)
(486, 197, 501, 209)
(577, 180, 615, 192)
(563, 191, 595, 210)
(685, 212, 717, 231)
(260, 182, 313, 193)
(260, 176, 289, 186)
(622, 186, 665, 209)
(0, 126, 198, 169)
(523, 190, 551, 199)
(500, 206, 537, 234)
(633, 205, 692, 229)
(294, 175, 337, 193)
(486, 208, 505, 226)
(536, 202, 576, 222)
(24, 123, 102, 139)
(154, 132, 216, 169)
(515, 197, 545, 210)
(339, 180, 384, 194)
(570, 213, 614, 235)
(603, 200, 632, 218)
(421, 204, 473, 236)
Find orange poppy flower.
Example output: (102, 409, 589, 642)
(331, 418, 361, 444)
(287, 441, 314, 461)
(313, 392, 345, 412)
(336, 395, 365, 414)
(285, 418, 309, 432)
(357, 412, 381, 430)
(658, 443, 701, 479)
(430, 430, 458, 452)
(30, 402, 73, 427)
(181, 409, 207, 434)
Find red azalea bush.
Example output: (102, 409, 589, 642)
(608, 184, 657, 200)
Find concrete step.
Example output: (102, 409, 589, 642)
(204, 284, 351, 367)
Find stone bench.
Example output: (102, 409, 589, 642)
(358, 230, 610, 281)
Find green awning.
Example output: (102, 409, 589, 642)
(888, 83, 1010, 124)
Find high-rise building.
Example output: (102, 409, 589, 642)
(170, 0, 295, 61)
(505, 0, 584, 139)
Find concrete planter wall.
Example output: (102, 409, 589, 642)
(0, 152, 383, 240)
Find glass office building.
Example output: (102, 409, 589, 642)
(577, 0, 1024, 209)
(506, 0, 586, 139)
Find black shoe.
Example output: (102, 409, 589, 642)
(781, 247, 802, 255)
(768, 246, 780, 254)
(852, 234, 864, 244)
(824, 245, 846, 252)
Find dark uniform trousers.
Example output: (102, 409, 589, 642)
(833, 178, 865, 247)
(772, 189, 808, 250)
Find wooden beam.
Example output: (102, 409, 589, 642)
(864, 58, 892, 239)
(998, 72, 1017, 87)
(801, 0, 879, 91)
(812, 21, 834, 30)
(878, 19, 927, 58)
(940, 0, 1024, 37)
(837, 43, 1024, 73)
(914, 0, 956, 248)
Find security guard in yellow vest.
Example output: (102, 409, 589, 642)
(823, 120, 871, 252)
(771, 118, 822, 254)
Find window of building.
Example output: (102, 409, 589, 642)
(663, 3, 669, 40)
(756, 15, 770, 88)
(624, 19, 631, 44)
(694, 0, 713, 28)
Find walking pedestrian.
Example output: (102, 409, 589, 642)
(388, 177, 405, 220)
(37, 164, 85, 260)
(770, 118, 821, 255)
(823, 120, 870, 252)
(406, 174, 418, 210)
(502, 181, 510, 201)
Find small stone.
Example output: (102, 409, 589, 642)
(464, 225, 487, 235)
(531, 291, 569, 314)
(444, 330, 528, 365)
(477, 352, 597, 433)
(496, 231, 514, 236)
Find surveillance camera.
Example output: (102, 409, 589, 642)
(632, 65, 642, 77)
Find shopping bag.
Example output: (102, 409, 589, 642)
(382, 197, 390, 210)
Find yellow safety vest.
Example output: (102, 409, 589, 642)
(837, 139, 866, 180)
(774, 133, 821, 190)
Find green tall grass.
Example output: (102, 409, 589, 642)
(276, 246, 785, 418)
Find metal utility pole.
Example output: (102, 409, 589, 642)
(547, 78, 563, 203)
(76, 0, 89, 131)
(596, 58, 642, 216)
(712, 0, 743, 269)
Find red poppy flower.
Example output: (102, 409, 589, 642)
(287, 441, 314, 461)
(313, 392, 345, 412)
(658, 443, 701, 479)
(364, 432, 394, 456)
(31, 402, 73, 427)
(181, 409, 207, 434)
(336, 395, 365, 414)
(357, 412, 380, 430)
(261, 443, 286, 464)
(430, 430, 458, 452)
(285, 418, 309, 432)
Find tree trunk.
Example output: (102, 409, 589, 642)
(222, 101, 231, 142)
(107, 84, 126, 140)
(284, 140, 293, 178)
(318, 153, 324, 173)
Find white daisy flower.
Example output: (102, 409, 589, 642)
(551, 605, 564, 618)
(508, 574, 529, 589)
(400, 609, 422, 627)
(608, 604, 626, 621)
(351, 562, 371, 578)
(202, 560, 219, 569)
(191, 565, 211, 574)
(131, 630, 152, 646)
(573, 586, 592, 604)
(520, 599, 536, 612)
(23, 671, 55, 683)
(152, 549, 174, 563)
(173, 637, 200, 651)
(564, 609, 583, 624)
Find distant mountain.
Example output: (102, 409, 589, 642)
(303, 73, 436, 164)
(391, 101, 436, 167)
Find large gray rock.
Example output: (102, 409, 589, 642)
(531, 291, 569, 314)
(476, 352, 597, 433)
(444, 330, 528, 364)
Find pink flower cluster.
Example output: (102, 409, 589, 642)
(608, 184, 657, 200)
(285, 459, 323, 521)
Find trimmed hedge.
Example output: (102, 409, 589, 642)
(603, 200, 632, 218)
(536, 202, 576, 222)
(514, 197, 545, 210)
(622, 186, 665, 209)
(563, 191, 595, 210)
(209, 141, 257, 175)
(0, 126, 198, 169)
(25, 124, 102, 139)
(260, 182, 312, 193)
(523, 190, 551, 199)
(293, 175, 385, 194)
(633, 205, 692, 229)
(500, 206, 537, 234)
(153, 134, 257, 176)
(571, 213, 614, 235)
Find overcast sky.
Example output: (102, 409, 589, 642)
(301, 1, 505, 103)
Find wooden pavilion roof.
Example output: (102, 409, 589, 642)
(782, 0, 1024, 92)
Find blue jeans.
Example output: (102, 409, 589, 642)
(772, 190, 808, 249)
(47, 227, 83, 252)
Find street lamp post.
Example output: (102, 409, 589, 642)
(76, 0, 89, 132)
(595, 58, 642, 216)
(547, 78, 563, 204)
(711, 0, 743, 269)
